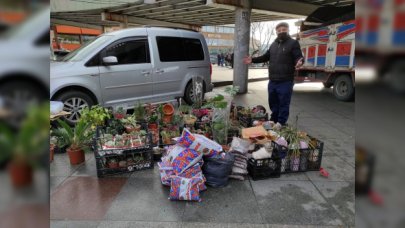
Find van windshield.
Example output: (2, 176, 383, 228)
(62, 35, 112, 62)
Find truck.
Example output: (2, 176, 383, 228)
(355, 0, 405, 92)
(295, 4, 355, 101)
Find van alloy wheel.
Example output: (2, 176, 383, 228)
(190, 81, 203, 102)
(63, 97, 89, 122)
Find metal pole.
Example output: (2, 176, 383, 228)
(233, 0, 251, 94)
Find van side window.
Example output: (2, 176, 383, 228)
(156, 37, 204, 62)
(183, 38, 204, 61)
(105, 39, 150, 65)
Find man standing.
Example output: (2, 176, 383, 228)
(243, 22, 304, 126)
(217, 53, 221, 66)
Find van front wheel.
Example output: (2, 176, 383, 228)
(184, 81, 204, 105)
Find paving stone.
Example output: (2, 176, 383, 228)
(51, 176, 127, 220)
(312, 181, 355, 226)
(50, 220, 100, 228)
(251, 180, 344, 226)
(182, 180, 263, 223)
(50, 153, 91, 177)
(306, 156, 354, 182)
(104, 177, 185, 222)
(50, 176, 67, 194)
(97, 221, 181, 228)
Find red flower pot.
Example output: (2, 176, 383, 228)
(7, 160, 33, 188)
(50, 144, 55, 162)
(163, 103, 174, 116)
(148, 123, 158, 130)
(67, 148, 85, 165)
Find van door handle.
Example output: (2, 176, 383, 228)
(89, 74, 98, 77)
(155, 69, 164, 74)
(141, 70, 151, 76)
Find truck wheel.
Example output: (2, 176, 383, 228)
(333, 75, 354, 101)
(54, 90, 95, 125)
(385, 60, 405, 93)
(323, 82, 332, 88)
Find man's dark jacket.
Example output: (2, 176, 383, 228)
(252, 36, 303, 82)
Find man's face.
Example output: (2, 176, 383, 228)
(276, 26, 289, 34)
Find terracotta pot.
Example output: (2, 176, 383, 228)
(162, 115, 172, 123)
(134, 124, 142, 131)
(148, 123, 158, 130)
(162, 103, 174, 116)
(125, 126, 136, 133)
(67, 147, 85, 165)
(50, 144, 55, 162)
(7, 160, 33, 188)
(163, 137, 172, 145)
(108, 161, 119, 169)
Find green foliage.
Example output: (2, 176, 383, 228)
(134, 102, 145, 121)
(203, 94, 228, 109)
(121, 115, 138, 127)
(148, 114, 158, 123)
(178, 104, 192, 114)
(0, 102, 49, 164)
(224, 86, 240, 97)
(278, 125, 300, 157)
(52, 119, 92, 152)
(80, 105, 111, 127)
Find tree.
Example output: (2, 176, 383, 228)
(250, 21, 276, 55)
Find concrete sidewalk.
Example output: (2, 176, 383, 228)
(50, 81, 354, 228)
(211, 65, 268, 84)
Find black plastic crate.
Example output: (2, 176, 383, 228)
(247, 144, 283, 180)
(355, 147, 375, 195)
(93, 127, 154, 178)
(248, 157, 281, 180)
(275, 136, 324, 174)
(95, 149, 154, 178)
(238, 114, 269, 128)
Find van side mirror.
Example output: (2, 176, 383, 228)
(103, 56, 118, 65)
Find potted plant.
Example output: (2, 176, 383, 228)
(160, 131, 172, 144)
(148, 114, 158, 129)
(113, 107, 126, 119)
(119, 160, 127, 168)
(0, 103, 49, 188)
(50, 136, 58, 162)
(134, 102, 145, 122)
(183, 114, 197, 125)
(107, 158, 119, 169)
(279, 124, 303, 172)
(80, 105, 111, 130)
(121, 115, 141, 133)
(53, 119, 92, 165)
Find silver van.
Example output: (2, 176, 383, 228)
(50, 27, 213, 124)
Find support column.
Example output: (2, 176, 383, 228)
(233, 0, 251, 94)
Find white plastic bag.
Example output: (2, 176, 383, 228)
(50, 101, 64, 114)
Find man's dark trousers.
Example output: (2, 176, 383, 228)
(268, 80, 294, 125)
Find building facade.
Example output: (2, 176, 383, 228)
(201, 25, 235, 56)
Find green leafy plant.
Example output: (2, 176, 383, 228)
(121, 115, 138, 128)
(178, 104, 192, 114)
(52, 119, 93, 152)
(224, 86, 240, 96)
(148, 114, 158, 123)
(202, 94, 228, 109)
(0, 103, 49, 166)
(134, 102, 145, 121)
(80, 105, 111, 128)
